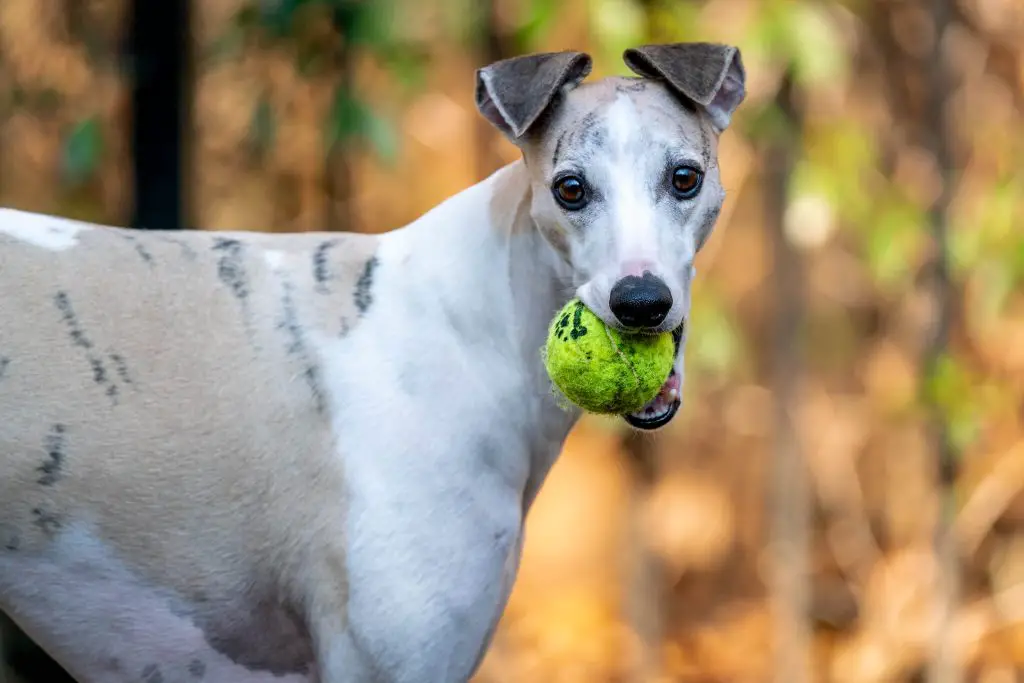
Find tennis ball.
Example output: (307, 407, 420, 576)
(543, 299, 675, 414)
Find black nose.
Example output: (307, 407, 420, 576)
(609, 272, 673, 329)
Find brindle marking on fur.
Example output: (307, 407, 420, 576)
(551, 130, 568, 167)
(279, 278, 326, 413)
(696, 204, 721, 252)
(212, 238, 251, 319)
(36, 424, 67, 486)
(187, 659, 206, 679)
(353, 255, 379, 315)
(313, 240, 339, 294)
(108, 351, 134, 386)
(699, 122, 711, 168)
(615, 79, 648, 94)
(116, 232, 154, 264)
(31, 508, 62, 536)
(53, 291, 118, 403)
(158, 235, 198, 260)
(141, 663, 164, 683)
(572, 112, 599, 156)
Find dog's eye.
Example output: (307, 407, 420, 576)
(552, 176, 587, 210)
(671, 166, 703, 199)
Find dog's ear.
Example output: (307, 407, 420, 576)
(623, 43, 746, 132)
(475, 51, 592, 140)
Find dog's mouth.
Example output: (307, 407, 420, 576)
(622, 324, 684, 431)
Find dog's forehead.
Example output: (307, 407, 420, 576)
(534, 76, 708, 168)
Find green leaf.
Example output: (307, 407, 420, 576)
(62, 117, 103, 188)
(586, 0, 645, 75)
(689, 288, 746, 378)
(205, 24, 246, 65)
(326, 87, 365, 151)
(785, 2, 847, 85)
(364, 112, 399, 165)
(381, 46, 430, 92)
(864, 198, 925, 289)
(325, 87, 400, 162)
(512, 0, 560, 52)
(249, 98, 276, 158)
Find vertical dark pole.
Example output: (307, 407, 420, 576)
(923, 0, 958, 680)
(128, 0, 191, 230)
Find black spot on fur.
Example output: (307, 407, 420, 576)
(36, 424, 66, 486)
(354, 256, 379, 315)
(313, 240, 338, 293)
(188, 659, 206, 679)
(54, 292, 118, 403)
(278, 279, 326, 413)
(0, 356, 9, 380)
(117, 232, 154, 264)
(141, 663, 164, 683)
(4, 534, 19, 551)
(31, 508, 62, 537)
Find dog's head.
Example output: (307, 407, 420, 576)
(475, 43, 746, 430)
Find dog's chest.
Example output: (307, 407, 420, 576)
(323, 308, 559, 678)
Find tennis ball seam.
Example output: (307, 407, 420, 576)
(601, 324, 641, 391)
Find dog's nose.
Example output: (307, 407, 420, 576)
(609, 272, 673, 329)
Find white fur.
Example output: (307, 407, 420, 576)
(313, 167, 566, 681)
(0, 526, 308, 683)
(605, 95, 658, 266)
(263, 249, 288, 271)
(0, 208, 88, 251)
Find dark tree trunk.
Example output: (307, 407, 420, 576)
(765, 69, 812, 683)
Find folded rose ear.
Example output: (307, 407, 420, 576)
(623, 43, 746, 132)
(475, 51, 593, 141)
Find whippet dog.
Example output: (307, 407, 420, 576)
(0, 42, 746, 682)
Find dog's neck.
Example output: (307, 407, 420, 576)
(385, 159, 580, 507)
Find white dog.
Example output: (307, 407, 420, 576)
(0, 42, 745, 682)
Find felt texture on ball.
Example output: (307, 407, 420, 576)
(543, 299, 675, 414)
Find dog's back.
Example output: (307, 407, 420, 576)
(0, 208, 375, 681)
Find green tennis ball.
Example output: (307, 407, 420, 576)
(543, 299, 675, 414)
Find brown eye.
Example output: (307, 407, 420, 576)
(671, 166, 703, 199)
(553, 176, 587, 210)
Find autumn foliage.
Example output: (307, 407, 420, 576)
(2, 1, 1024, 682)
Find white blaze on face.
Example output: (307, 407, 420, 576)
(602, 95, 658, 270)
(0, 208, 91, 251)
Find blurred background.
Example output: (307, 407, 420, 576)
(1, 0, 1023, 681)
